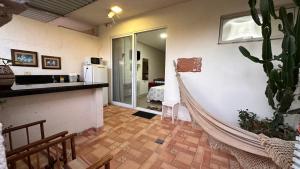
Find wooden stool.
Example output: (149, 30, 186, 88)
(161, 101, 179, 124)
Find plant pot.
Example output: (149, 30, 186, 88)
(0, 65, 15, 90)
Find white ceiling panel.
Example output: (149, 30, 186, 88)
(67, 0, 191, 25)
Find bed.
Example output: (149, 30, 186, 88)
(147, 85, 164, 102)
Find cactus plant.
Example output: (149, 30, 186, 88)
(239, 0, 300, 131)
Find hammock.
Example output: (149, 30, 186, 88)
(174, 61, 295, 169)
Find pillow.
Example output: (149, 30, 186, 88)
(0, 123, 7, 169)
(177, 57, 202, 72)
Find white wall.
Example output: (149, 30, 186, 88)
(0, 15, 101, 77)
(137, 42, 165, 95)
(99, 0, 292, 125)
(0, 88, 103, 148)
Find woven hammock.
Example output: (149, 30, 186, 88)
(174, 61, 296, 169)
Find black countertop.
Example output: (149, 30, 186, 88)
(0, 82, 109, 98)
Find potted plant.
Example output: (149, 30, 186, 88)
(0, 58, 15, 90)
(238, 0, 300, 140)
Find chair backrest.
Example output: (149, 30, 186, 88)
(2, 120, 46, 151)
(6, 131, 68, 157)
(6, 133, 77, 169)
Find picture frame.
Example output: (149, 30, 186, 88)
(41, 55, 61, 70)
(142, 58, 149, 80)
(11, 49, 38, 67)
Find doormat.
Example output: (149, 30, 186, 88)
(132, 111, 156, 119)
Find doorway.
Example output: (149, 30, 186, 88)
(112, 28, 167, 112)
(135, 29, 166, 112)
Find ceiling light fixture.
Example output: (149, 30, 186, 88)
(108, 11, 115, 18)
(111, 6, 122, 14)
(160, 33, 168, 39)
(107, 6, 123, 24)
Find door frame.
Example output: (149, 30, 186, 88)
(111, 34, 135, 108)
(134, 28, 167, 114)
(111, 27, 167, 113)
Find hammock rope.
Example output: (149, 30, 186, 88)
(174, 61, 295, 169)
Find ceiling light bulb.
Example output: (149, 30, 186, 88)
(108, 11, 115, 18)
(160, 33, 168, 39)
(111, 6, 122, 14)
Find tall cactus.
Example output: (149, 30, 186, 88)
(239, 0, 300, 124)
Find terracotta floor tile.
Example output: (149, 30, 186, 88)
(210, 162, 219, 169)
(91, 145, 110, 158)
(144, 141, 159, 151)
(159, 151, 175, 163)
(75, 105, 239, 169)
(118, 159, 140, 169)
(161, 162, 178, 169)
(175, 151, 194, 165)
(172, 160, 191, 169)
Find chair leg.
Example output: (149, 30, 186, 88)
(105, 162, 110, 169)
(175, 103, 179, 121)
(171, 106, 174, 124)
(161, 106, 164, 120)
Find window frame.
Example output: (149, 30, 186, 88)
(218, 5, 297, 44)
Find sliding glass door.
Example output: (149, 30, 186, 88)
(135, 29, 166, 112)
(112, 36, 133, 105)
(112, 28, 166, 112)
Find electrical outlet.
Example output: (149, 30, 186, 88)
(24, 71, 31, 75)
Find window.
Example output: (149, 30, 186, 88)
(218, 7, 296, 44)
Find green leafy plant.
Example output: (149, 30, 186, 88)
(238, 109, 296, 140)
(240, 0, 300, 114)
(238, 0, 300, 139)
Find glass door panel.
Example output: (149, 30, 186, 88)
(112, 36, 133, 105)
(135, 28, 166, 111)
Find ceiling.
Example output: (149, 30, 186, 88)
(21, 0, 97, 22)
(137, 29, 166, 52)
(18, 0, 189, 35)
(66, 0, 190, 25)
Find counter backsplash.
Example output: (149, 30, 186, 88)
(15, 75, 80, 85)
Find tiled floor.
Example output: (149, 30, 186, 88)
(75, 105, 239, 169)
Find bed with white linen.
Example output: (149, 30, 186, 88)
(147, 85, 164, 102)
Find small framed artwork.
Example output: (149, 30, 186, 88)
(142, 58, 149, 80)
(11, 49, 38, 67)
(41, 55, 61, 69)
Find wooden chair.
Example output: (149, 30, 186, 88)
(6, 133, 77, 169)
(2, 120, 47, 152)
(66, 154, 113, 169)
(3, 120, 113, 169)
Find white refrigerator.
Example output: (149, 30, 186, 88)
(83, 65, 108, 106)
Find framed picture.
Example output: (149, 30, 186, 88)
(142, 58, 149, 80)
(41, 55, 61, 69)
(11, 49, 38, 67)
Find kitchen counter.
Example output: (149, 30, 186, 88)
(0, 82, 109, 98)
(0, 82, 108, 147)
